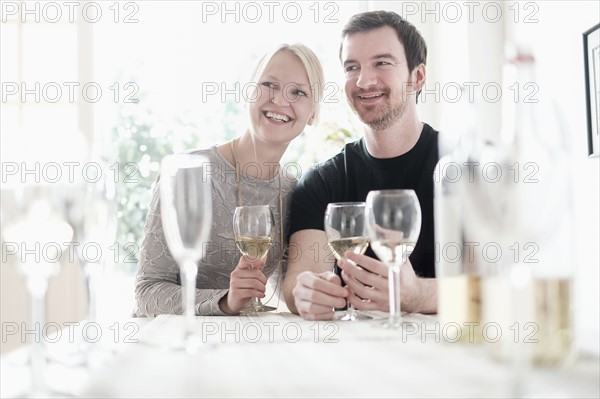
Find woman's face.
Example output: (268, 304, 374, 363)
(249, 50, 315, 146)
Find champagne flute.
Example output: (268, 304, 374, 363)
(365, 190, 422, 328)
(233, 205, 276, 313)
(324, 202, 371, 321)
(160, 154, 212, 352)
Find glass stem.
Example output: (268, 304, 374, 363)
(510, 263, 532, 397)
(26, 275, 48, 393)
(344, 259, 357, 319)
(347, 302, 357, 319)
(83, 263, 100, 360)
(389, 265, 402, 327)
(84, 263, 98, 324)
(182, 260, 198, 344)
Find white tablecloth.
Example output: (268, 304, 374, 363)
(85, 312, 598, 398)
(2, 312, 598, 398)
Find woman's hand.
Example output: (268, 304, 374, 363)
(219, 256, 268, 315)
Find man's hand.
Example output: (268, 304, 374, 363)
(292, 271, 348, 320)
(219, 256, 267, 315)
(338, 252, 437, 314)
(337, 253, 389, 311)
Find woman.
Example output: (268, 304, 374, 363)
(134, 43, 324, 316)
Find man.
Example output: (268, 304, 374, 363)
(283, 10, 439, 320)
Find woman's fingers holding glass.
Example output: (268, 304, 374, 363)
(230, 275, 267, 294)
(236, 288, 267, 300)
(226, 293, 265, 315)
(237, 256, 266, 270)
(231, 265, 268, 286)
(224, 276, 268, 314)
(229, 275, 267, 305)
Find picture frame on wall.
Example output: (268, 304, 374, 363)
(583, 23, 600, 157)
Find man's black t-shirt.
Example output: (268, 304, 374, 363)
(289, 123, 439, 278)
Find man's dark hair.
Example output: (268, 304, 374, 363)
(340, 11, 427, 102)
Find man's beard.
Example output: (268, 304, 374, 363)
(350, 94, 405, 131)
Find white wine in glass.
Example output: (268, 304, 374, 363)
(324, 202, 371, 321)
(160, 154, 212, 352)
(235, 235, 272, 260)
(233, 205, 276, 313)
(365, 190, 421, 328)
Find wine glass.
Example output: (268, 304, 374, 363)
(365, 190, 422, 328)
(233, 205, 276, 313)
(52, 163, 117, 367)
(324, 202, 371, 321)
(160, 154, 212, 352)
(2, 183, 81, 395)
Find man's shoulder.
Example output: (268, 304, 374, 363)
(422, 123, 439, 141)
(415, 123, 440, 159)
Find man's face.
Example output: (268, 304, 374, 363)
(341, 26, 422, 131)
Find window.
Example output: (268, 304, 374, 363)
(91, 1, 366, 271)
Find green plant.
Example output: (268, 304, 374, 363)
(111, 105, 200, 272)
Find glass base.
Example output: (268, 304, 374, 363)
(240, 303, 277, 314)
(381, 317, 403, 329)
(334, 311, 372, 321)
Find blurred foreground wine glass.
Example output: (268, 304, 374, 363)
(2, 183, 84, 395)
(160, 154, 212, 352)
(54, 162, 117, 366)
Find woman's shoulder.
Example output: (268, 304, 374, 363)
(186, 146, 217, 159)
(185, 146, 235, 167)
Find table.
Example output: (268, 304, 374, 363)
(1, 312, 599, 398)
